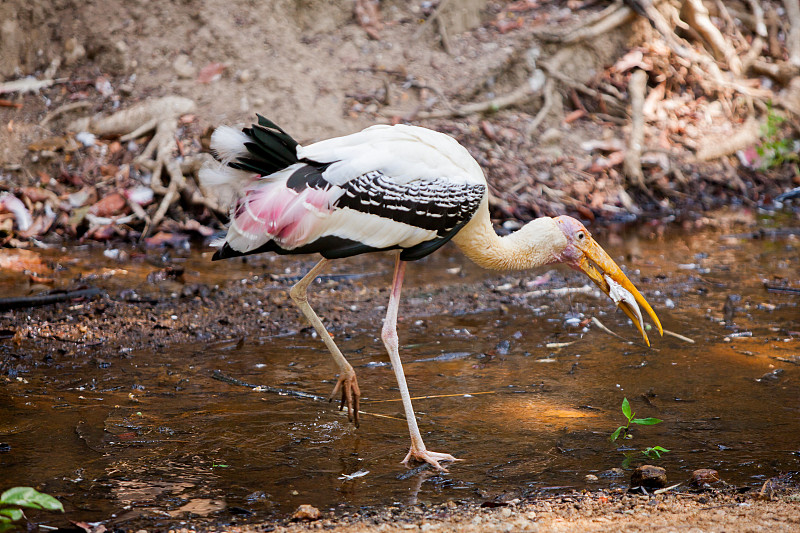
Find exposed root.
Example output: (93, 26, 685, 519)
(624, 69, 648, 191)
(785, 0, 800, 66)
(399, 77, 545, 120)
(534, 1, 635, 45)
(65, 96, 222, 238)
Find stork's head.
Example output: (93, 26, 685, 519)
(552, 215, 663, 346)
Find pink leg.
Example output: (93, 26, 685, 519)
(382, 253, 459, 471)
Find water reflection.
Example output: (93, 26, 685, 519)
(1, 217, 798, 527)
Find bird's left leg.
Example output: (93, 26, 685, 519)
(289, 258, 361, 426)
(382, 253, 459, 471)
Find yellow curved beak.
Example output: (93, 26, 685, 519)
(576, 237, 663, 346)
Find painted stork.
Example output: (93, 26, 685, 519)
(199, 116, 662, 470)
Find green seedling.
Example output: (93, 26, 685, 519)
(757, 103, 799, 170)
(0, 487, 63, 532)
(609, 397, 662, 442)
(642, 445, 670, 458)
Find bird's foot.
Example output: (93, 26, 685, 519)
(329, 371, 361, 427)
(402, 447, 460, 472)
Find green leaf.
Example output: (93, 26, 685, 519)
(0, 521, 19, 533)
(0, 509, 23, 522)
(610, 427, 624, 442)
(621, 455, 633, 469)
(651, 446, 670, 453)
(621, 398, 632, 420)
(632, 417, 662, 425)
(0, 488, 63, 512)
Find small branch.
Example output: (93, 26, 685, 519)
(663, 329, 695, 343)
(0, 287, 103, 311)
(591, 316, 626, 341)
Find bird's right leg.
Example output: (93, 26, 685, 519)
(382, 254, 459, 471)
(289, 258, 361, 426)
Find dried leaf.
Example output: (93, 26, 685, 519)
(88, 193, 127, 217)
(197, 62, 226, 84)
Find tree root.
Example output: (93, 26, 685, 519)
(66, 96, 224, 238)
(534, 1, 635, 45)
(624, 69, 648, 191)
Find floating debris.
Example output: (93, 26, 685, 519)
(338, 469, 370, 481)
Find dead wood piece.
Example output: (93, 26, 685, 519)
(624, 69, 648, 190)
(0, 287, 103, 311)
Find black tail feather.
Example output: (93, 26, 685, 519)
(226, 117, 300, 176)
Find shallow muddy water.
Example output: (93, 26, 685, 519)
(1, 215, 799, 527)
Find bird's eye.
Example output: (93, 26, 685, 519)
(577, 231, 585, 241)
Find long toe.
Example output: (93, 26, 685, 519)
(329, 373, 360, 427)
(402, 448, 460, 471)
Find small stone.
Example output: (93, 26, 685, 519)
(585, 474, 599, 482)
(690, 468, 720, 487)
(600, 467, 625, 478)
(292, 504, 320, 521)
(173, 54, 196, 79)
(539, 128, 562, 144)
(236, 69, 253, 83)
(64, 37, 86, 65)
(630, 465, 667, 489)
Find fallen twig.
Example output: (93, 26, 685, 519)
(523, 285, 594, 298)
(590, 316, 626, 341)
(211, 370, 326, 401)
(0, 287, 103, 311)
(663, 329, 695, 344)
(211, 370, 404, 421)
(363, 391, 497, 403)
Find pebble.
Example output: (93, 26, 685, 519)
(690, 468, 721, 487)
(236, 69, 253, 83)
(631, 465, 668, 489)
(292, 504, 321, 521)
(173, 54, 196, 79)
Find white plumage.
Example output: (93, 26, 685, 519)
(201, 116, 662, 471)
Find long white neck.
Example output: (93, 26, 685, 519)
(451, 200, 567, 271)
